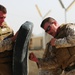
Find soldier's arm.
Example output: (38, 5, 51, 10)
(29, 52, 58, 69)
(55, 24, 75, 48)
(11, 31, 18, 42)
(0, 38, 13, 52)
(0, 31, 18, 52)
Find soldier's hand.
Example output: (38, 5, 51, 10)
(29, 52, 38, 62)
(11, 31, 18, 42)
(50, 38, 56, 46)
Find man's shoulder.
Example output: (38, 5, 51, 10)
(2, 22, 12, 29)
(2, 22, 14, 33)
(61, 23, 75, 26)
(60, 23, 75, 28)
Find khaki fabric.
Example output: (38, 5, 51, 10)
(42, 23, 75, 69)
(0, 64, 12, 75)
(0, 22, 14, 75)
(0, 22, 14, 41)
(38, 23, 75, 75)
(61, 69, 75, 75)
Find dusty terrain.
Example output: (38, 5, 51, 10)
(28, 50, 44, 75)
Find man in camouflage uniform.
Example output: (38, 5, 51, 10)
(29, 17, 75, 75)
(0, 4, 18, 75)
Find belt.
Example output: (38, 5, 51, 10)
(65, 64, 75, 72)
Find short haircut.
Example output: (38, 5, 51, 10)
(40, 17, 56, 28)
(0, 4, 7, 14)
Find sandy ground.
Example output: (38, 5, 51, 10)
(28, 49, 44, 75)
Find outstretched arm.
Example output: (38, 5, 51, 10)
(29, 52, 40, 68)
(0, 31, 18, 52)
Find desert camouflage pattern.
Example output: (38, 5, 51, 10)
(55, 23, 75, 48)
(0, 22, 14, 52)
(0, 22, 14, 75)
(38, 23, 75, 75)
(61, 70, 75, 75)
(0, 38, 12, 52)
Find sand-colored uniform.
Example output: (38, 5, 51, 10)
(0, 22, 14, 75)
(38, 23, 75, 75)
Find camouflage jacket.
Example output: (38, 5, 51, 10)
(0, 22, 14, 52)
(38, 23, 75, 71)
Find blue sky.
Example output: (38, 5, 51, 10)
(0, 0, 75, 36)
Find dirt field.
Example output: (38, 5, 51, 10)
(28, 49, 44, 75)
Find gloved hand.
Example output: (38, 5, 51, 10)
(29, 52, 38, 63)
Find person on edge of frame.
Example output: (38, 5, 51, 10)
(0, 4, 18, 75)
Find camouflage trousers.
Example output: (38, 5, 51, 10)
(61, 69, 75, 75)
(38, 68, 62, 75)
(38, 68, 75, 75)
(38, 69, 51, 75)
(0, 63, 12, 75)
